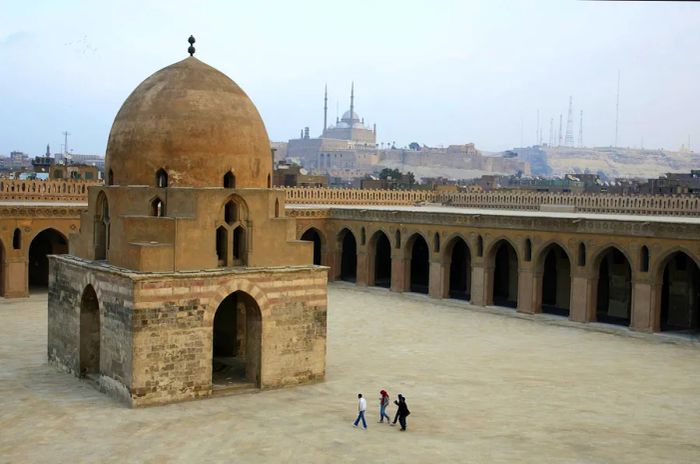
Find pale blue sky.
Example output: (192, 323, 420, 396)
(1, 0, 699, 155)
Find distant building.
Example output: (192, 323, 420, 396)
(285, 84, 378, 173)
(273, 162, 327, 187)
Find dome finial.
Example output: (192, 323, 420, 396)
(187, 35, 196, 56)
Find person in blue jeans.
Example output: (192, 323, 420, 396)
(378, 390, 391, 423)
(353, 393, 367, 429)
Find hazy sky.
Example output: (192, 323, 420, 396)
(1, 0, 699, 155)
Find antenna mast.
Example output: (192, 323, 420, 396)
(558, 114, 562, 147)
(615, 70, 620, 147)
(578, 110, 583, 148)
(564, 97, 574, 147)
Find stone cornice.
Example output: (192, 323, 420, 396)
(0, 204, 87, 218)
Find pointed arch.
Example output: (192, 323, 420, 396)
(79, 284, 100, 376)
(155, 168, 168, 188)
(536, 242, 572, 316)
(368, 230, 391, 288)
(488, 238, 519, 308)
(406, 233, 429, 294)
(12, 228, 21, 250)
(338, 228, 357, 282)
(300, 227, 324, 265)
(593, 246, 632, 326)
(223, 171, 236, 188)
(150, 196, 165, 217)
(444, 235, 471, 300)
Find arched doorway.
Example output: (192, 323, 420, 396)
(408, 234, 429, 294)
(28, 229, 68, 288)
(370, 231, 391, 288)
(492, 240, 518, 308)
(339, 229, 357, 282)
(212, 291, 262, 388)
(660, 252, 700, 333)
(539, 244, 571, 316)
(446, 237, 471, 300)
(596, 247, 632, 326)
(300, 228, 323, 265)
(79, 285, 100, 377)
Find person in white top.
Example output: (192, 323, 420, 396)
(353, 393, 367, 429)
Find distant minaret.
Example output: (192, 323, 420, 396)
(564, 96, 574, 147)
(323, 84, 328, 132)
(46, 144, 50, 157)
(350, 82, 355, 119)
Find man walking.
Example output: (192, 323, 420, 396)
(353, 393, 367, 429)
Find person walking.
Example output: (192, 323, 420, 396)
(353, 393, 367, 429)
(395, 394, 410, 431)
(390, 393, 402, 426)
(378, 390, 391, 423)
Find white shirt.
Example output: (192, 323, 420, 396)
(358, 397, 367, 412)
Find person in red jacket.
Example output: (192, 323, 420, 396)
(378, 390, 391, 423)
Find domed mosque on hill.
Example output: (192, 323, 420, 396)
(47, 37, 328, 407)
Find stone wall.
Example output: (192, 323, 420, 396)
(48, 255, 327, 407)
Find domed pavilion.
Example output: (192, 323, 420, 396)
(47, 38, 328, 407)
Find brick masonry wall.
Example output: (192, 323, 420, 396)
(48, 256, 327, 407)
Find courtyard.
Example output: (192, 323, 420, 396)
(1, 284, 700, 463)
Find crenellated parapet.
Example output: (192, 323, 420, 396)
(0, 179, 100, 202)
(284, 187, 700, 217)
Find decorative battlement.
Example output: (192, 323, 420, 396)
(2, 181, 698, 217)
(0, 179, 100, 202)
(284, 187, 700, 217)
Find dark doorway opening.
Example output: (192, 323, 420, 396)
(339, 229, 357, 282)
(541, 245, 571, 317)
(492, 240, 518, 308)
(300, 228, 322, 265)
(79, 285, 100, 377)
(212, 291, 262, 390)
(448, 238, 471, 300)
(28, 229, 68, 288)
(372, 232, 391, 288)
(409, 235, 429, 294)
(660, 252, 700, 333)
(596, 248, 631, 326)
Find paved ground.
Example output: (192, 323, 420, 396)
(2, 284, 700, 463)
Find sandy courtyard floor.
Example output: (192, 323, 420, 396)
(1, 284, 700, 463)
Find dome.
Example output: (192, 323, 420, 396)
(341, 110, 360, 122)
(105, 56, 271, 188)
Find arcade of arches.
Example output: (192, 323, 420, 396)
(0, 212, 76, 297)
(296, 211, 700, 336)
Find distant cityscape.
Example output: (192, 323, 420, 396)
(2, 85, 698, 195)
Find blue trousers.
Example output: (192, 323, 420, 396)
(379, 405, 390, 422)
(353, 410, 367, 428)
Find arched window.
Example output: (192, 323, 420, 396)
(476, 235, 483, 257)
(95, 192, 110, 260)
(640, 246, 649, 272)
(578, 242, 586, 267)
(361, 227, 366, 246)
(433, 232, 440, 253)
(225, 201, 237, 225)
(233, 226, 246, 263)
(395, 230, 401, 249)
(524, 239, 532, 262)
(150, 197, 165, 217)
(107, 169, 114, 186)
(216, 226, 227, 266)
(156, 168, 168, 188)
(223, 171, 236, 188)
(267, 174, 271, 188)
(274, 199, 280, 218)
(12, 228, 21, 250)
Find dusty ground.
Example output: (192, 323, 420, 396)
(2, 284, 700, 463)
